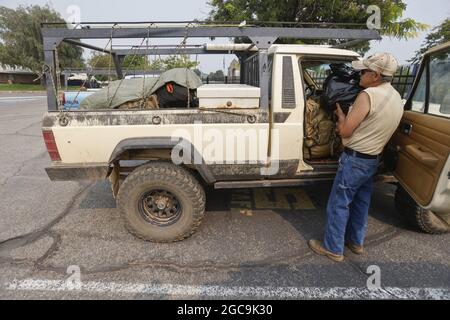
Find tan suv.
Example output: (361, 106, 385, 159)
(391, 41, 450, 234)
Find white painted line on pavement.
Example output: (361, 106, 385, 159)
(5, 278, 450, 299)
(0, 96, 46, 101)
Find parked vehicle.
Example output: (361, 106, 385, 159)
(40, 23, 450, 242)
(67, 73, 100, 88)
(389, 41, 450, 234)
(62, 90, 98, 110)
(124, 74, 159, 80)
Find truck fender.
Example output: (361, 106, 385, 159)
(108, 137, 216, 184)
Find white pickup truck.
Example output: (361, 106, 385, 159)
(41, 24, 450, 241)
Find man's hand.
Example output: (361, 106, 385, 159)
(335, 103, 345, 120)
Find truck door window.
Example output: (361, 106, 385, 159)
(301, 62, 333, 90)
(410, 64, 427, 113)
(299, 60, 352, 98)
(428, 50, 450, 118)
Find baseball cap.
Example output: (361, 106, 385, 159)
(352, 52, 398, 77)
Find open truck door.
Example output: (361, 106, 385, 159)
(390, 42, 450, 234)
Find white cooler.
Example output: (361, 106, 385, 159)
(197, 84, 261, 109)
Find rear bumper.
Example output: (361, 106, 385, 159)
(45, 165, 110, 181)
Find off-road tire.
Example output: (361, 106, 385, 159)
(394, 185, 450, 234)
(117, 162, 206, 242)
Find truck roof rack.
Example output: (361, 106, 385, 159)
(42, 21, 381, 111)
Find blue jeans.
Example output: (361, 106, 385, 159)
(323, 152, 379, 255)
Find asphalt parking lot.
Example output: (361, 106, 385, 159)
(0, 92, 449, 300)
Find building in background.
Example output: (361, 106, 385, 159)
(227, 59, 240, 81)
(0, 66, 37, 84)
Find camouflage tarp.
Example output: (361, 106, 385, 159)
(80, 68, 202, 110)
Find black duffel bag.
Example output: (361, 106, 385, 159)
(320, 63, 362, 115)
(155, 82, 198, 108)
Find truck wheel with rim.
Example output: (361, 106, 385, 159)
(394, 185, 450, 234)
(117, 162, 206, 242)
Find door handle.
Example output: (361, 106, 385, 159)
(399, 122, 412, 135)
(404, 145, 439, 168)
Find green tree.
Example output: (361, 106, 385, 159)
(88, 52, 111, 69)
(88, 53, 199, 71)
(88, 52, 200, 74)
(410, 19, 450, 63)
(208, 69, 225, 80)
(88, 53, 150, 70)
(87, 53, 114, 81)
(0, 5, 84, 73)
(148, 58, 165, 71)
(160, 55, 200, 70)
(123, 55, 148, 69)
(207, 0, 428, 53)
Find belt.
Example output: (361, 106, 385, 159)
(344, 147, 380, 159)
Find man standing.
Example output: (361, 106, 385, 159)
(309, 53, 404, 262)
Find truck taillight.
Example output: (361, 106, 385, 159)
(42, 130, 61, 161)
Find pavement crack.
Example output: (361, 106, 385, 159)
(341, 226, 405, 288)
(365, 226, 404, 248)
(13, 120, 42, 135)
(0, 151, 48, 187)
(34, 232, 61, 267)
(344, 258, 372, 279)
(23, 227, 405, 277)
(0, 182, 93, 260)
(35, 248, 316, 276)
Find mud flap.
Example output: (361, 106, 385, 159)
(109, 164, 120, 198)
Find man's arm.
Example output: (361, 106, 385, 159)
(335, 92, 371, 139)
